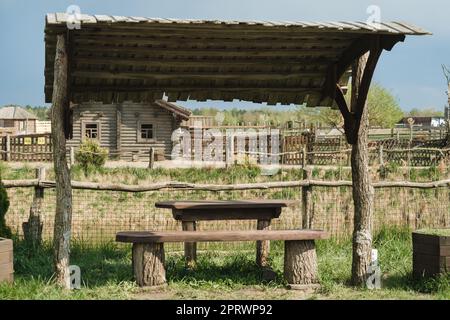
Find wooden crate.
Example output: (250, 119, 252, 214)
(0, 238, 14, 284)
(412, 230, 450, 279)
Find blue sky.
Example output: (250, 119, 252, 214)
(0, 0, 449, 111)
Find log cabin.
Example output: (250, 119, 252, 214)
(66, 100, 191, 161)
(0, 105, 38, 135)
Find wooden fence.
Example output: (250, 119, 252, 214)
(0, 133, 52, 162)
(4, 170, 450, 244)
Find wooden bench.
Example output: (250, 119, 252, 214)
(116, 229, 329, 289)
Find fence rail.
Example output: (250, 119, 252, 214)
(3, 178, 450, 191)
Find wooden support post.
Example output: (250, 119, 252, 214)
(302, 168, 313, 229)
(5, 135, 10, 162)
(149, 147, 155, 169)
(51, 34, 73, 289)
(182, 221, 197, 269)
(23, 167, 45, 246)
(349, 51, 377, 286)
(256, 219, 271, 267)
(284, 240, 319, 288)
(132, 243, 166, 287)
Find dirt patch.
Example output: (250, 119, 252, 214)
(132, 286, 312, 300)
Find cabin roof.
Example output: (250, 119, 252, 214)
(44, 13, 430, 107)
(155, 100, 191, 120)
(0, 106, 38, 120)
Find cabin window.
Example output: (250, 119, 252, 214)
(138, 122, 155, 142)
(82, 122, 100, 140)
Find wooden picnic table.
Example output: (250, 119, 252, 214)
(155, 200, 297, 267)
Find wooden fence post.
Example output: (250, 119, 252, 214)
(378, 145, 384, 167)
(149, 147, 155, 169)
(301, 167, 313, 229)
(301, 146, 307, 167)
(5, 135, 10, 162)
(23, 167, 45, 246)
(70, 147, 75, 166)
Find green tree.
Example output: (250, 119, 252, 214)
(408, 107, 444, 117)
(307, 83, 404, 128)
(0, 179, 11, 238)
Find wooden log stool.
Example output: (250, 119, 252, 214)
(117, 229, 328, 289)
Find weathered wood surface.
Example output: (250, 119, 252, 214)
(256, 219, 271, 267)
(65, 101, 186, 161)
(45, 14, 428, 105)
(0, 238, 14, 284)
(284, 240, 318, 285)
(51, 34, 73, 288)
(132, 243, 166, 287)
(156, 200, 295, 210)
(412, 231, 450, 278)
(23, 167, 45, 246)
(116, 230, 329, 243)
(171, 207, 282, 222)
(350, 51, 378, 286)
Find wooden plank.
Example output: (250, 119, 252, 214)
(156, 200, 296, 210)
(413, 243, 450, 256)
(116, 230, 329, 243)
(72, 70, 326, 82)
(172, 207, 281, 222)
(413, 231, 450, 246)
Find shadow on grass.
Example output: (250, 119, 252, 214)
(12, 238, 285, 289)
(13, 239, 132, 287)
(165, 251, 285, 288)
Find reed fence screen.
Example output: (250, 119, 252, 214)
(5, 181, 449, 251)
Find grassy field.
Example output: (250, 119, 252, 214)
(0, 227, 448, 300)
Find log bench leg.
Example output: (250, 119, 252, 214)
(256, 219, 271, 267)
(182, 221, 197, 269)
(284, 240, 319, 290)
(132, 243, 166, 287)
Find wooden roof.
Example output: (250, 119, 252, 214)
(0, 105, 38, 120)
(154, 100, 191, 120)
(44, 13, 430, 107)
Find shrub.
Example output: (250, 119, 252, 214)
(0, 179, 11, 238)
(75, 139, 108, 171)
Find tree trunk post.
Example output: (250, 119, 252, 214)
(256, 219, 271, 267)
(23, 167, 45, 246)
(5, 135, 10, 162)
(349, 52, 376, 286)
(284, 240, 319, 289)
(51, 34, 73, 289)
(182, 221, 197, 269)
(132, 242, 166, 287)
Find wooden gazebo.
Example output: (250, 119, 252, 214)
(44, 13, 430, 287)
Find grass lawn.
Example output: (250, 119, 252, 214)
(0, 227, 448, 300)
